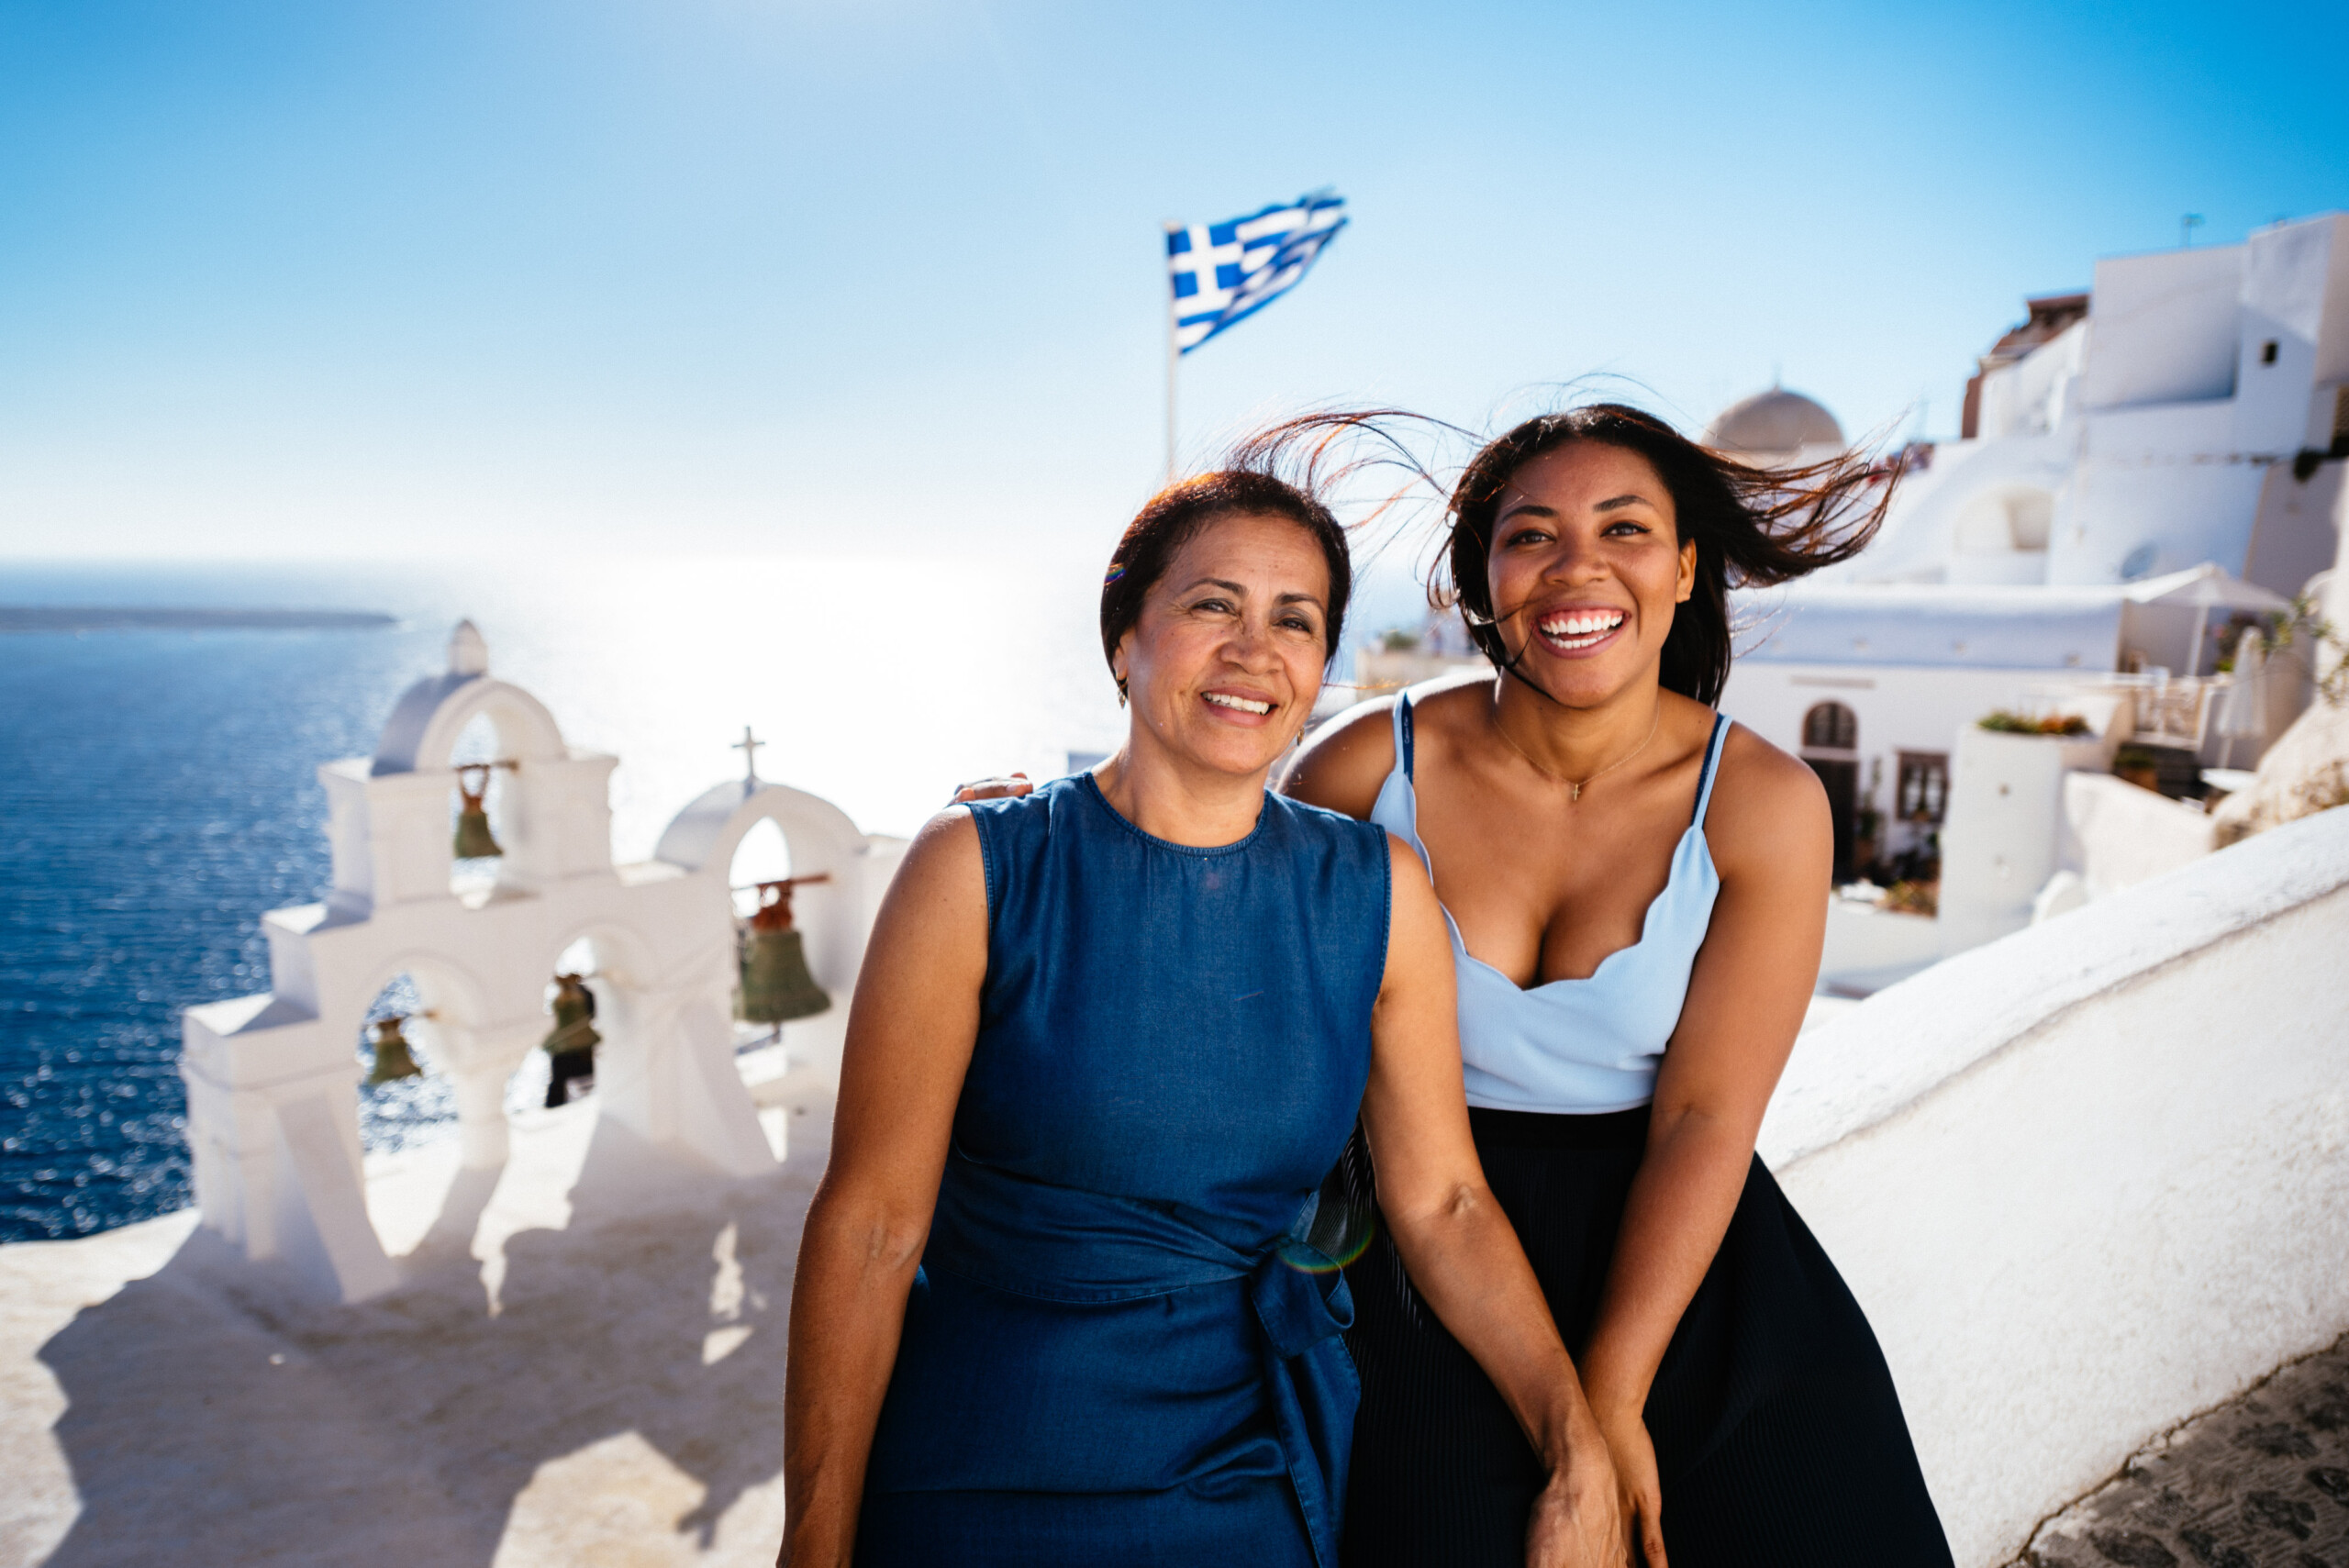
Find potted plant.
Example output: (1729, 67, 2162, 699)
(2113, 744, 2160, 793)
(1976, 710, 2091, 737)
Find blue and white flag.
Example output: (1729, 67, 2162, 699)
(1166, 191, 1347, 353)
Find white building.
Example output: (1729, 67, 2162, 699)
(1722, 212, 2349, 971)
(1855, 211, 2349, 592)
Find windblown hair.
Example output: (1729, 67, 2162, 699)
(1444, 404, 1895, 707)
(1099, 469, 1353, 697)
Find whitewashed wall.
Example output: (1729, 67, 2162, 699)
(2059, 772, 2216, 896)
(1937, 726, 2113, 952)
(1759, 804, 2349, 1567)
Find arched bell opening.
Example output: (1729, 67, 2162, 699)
(352, 971, 465, 1158)
(729, 817, 794, 916)
(510, 924, 660, 1118)
(727, 818, 833, 1044)
(447, 712, 517, 903)
(502, 934, 605, 1114)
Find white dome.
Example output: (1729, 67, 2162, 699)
(1703, 388, 1844, 458)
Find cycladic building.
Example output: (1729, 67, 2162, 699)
(1856, 211, 2349, 593)
(1720, 213, 2349, 962)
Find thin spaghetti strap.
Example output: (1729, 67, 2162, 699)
(1690, 713, 1730, 828)
(1392, 692, 1416, 780)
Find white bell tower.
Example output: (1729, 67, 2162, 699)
(179, 622, 904, 1303)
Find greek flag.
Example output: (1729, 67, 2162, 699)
(1167, 191, 1348, 353)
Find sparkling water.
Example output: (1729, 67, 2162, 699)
(0, 554, 1122, 1240)
(0, 550, 1422, 1241)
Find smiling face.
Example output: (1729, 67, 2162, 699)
(1113, 510, 1333, 781)
(1486, 440, 1698, 706)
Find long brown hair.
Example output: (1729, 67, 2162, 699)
(1445, 405, 1893, 706)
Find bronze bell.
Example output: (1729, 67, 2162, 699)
(365, 1016, 424, 1084)
(541, 973, 601, 1057)
(453, 763, 503, 860)
(737, 876, 831, 1024)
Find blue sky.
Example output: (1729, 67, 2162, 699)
(3, 0, 2344, 559)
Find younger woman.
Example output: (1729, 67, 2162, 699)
(1286, 406, 1952, 1567)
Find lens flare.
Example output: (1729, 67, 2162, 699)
(1279, 1199, 1377, 1273)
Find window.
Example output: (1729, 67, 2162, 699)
(2261, 340, 2279, 365)
(1801, 701, 1858, 753)
(1898, 751, 1950, 823)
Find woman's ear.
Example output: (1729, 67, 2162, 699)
(1676, 538, 1698, 604)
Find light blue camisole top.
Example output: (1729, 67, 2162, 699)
(1369, 684, 1730, 1115)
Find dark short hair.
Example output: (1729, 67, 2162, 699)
(1098, 470, 1353, 695)
(1444, 405, 1894, 706)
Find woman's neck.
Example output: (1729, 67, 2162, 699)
(1486, 671, 1666, 785)
(1094, 735, 1270, 848)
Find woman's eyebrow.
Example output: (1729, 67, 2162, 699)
(1173, 576, 1324, 611)
(1497, 495, 1653, 519)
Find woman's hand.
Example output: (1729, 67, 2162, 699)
(948, 772, 1031, 805)
(1362, 845, 1631, 1567)
(1590, 1400, 1667, 1567)
(1524, 1434, 1631, 1568)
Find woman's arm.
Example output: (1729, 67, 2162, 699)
(1363, 837, 1627, 1568)
(1574, 728, 1833, 1562)
(780, 811, 991, 1568)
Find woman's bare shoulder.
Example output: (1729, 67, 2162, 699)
(1398, 675, 1497, 738)
(885, 806, 988, 911)
(1704, 720, 1831, 881)
(1281, 697, 1399, 819)
(847, 806, 992, 1038)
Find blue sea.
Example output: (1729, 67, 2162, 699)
(0, 553, 1428, 1241)
(0, 554, 1129, 1240)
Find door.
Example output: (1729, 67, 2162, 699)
(1805, 757, 1858, 884)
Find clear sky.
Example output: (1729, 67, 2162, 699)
(3, 0, 2345, 560)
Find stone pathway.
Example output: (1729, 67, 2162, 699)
(2016, 1332, 2349, 1568)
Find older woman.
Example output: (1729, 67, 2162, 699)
(1286, 406, 1953, 1567)
(780, 470, 1626, 1568)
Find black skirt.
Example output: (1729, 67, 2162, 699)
(1335, 1106, 1953, 1568)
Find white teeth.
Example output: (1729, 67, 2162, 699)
(1204, 692, 1273, 715)
(1539, 610, 1624, 645)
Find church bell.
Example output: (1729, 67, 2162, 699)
(365, 1016, 424, 1084)
(737, 875, 832, 1024)
(453, 763, 503, 860)
(541, 973, 601, 1057)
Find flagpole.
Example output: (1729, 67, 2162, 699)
(1163, 222, 1180, 484)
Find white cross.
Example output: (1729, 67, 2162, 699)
(1172, 223, 1244, 314)
(733, 726, 764, 784)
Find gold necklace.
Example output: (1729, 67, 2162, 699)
(1490, 698, 1662, 803)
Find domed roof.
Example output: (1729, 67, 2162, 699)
(1703, 388, 1844, 457)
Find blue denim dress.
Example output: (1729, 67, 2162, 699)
(858, 773, 1390, 1568)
